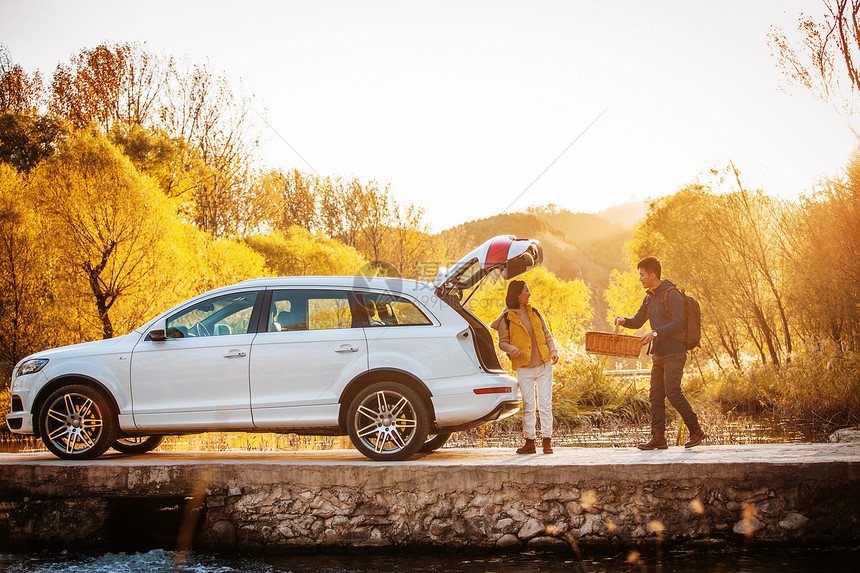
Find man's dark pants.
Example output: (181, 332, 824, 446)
(649, 351, 698, 429)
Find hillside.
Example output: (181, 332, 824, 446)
(597, 201, 648, 229)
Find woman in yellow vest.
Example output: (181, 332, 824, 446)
(491, 280, 559, 454)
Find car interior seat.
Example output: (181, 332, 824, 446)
(376, 301, 396, 325)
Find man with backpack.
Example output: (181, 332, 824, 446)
(615, 256, 705, 450)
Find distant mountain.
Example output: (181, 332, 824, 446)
(596, 200, 647, 229)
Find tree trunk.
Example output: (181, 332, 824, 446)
(84, 241, 117, 339)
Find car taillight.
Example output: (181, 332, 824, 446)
(473, 387, 512, 395)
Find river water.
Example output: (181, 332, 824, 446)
(1, 547, 859, 572)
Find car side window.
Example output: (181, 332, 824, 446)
(357, 292, 433, 327)
(268, 289, 355, 332)
(166, 292, 258, 338)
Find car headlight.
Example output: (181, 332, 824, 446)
(16, 358, 49, 376)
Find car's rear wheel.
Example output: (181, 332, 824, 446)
(39, 384, 118, 460)
(347, 382, 429, 461)
(113, 435, 164, 454)
(419, 431, 453, 453)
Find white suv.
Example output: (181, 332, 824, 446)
(6, 236, 542, 461)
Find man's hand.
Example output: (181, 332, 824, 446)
(640, 330, 657, 346)
(614, 317, 626, 327)
(551, 355, 559, 365)
(509, 348, 523, 358)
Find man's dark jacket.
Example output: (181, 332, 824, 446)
(624, 279, 686, 355)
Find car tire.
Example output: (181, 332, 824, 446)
(419, 431, 453, 453)
(347, 381, 429, 461)
(112, 435, 164, 454)
(39, 384, 118, 460)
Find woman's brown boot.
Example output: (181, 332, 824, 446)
(542, 437, 554, 454)
(516, 439, 536, 454)
(637, 428, 668, 450)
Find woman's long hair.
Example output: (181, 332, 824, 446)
(505, 280, 527, 309)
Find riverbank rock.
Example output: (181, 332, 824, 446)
(828, 428, 860, 443)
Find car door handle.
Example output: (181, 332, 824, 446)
(224, 351, 247, 358)
(334, 345, 359, 353)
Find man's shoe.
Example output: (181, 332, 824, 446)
(685, 422, 706, 448)
(516, 439, 536, 454)
(542, 437, 554, 454)
(637, 428, 668, 450)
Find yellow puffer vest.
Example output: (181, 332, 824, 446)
(507, 306, 550, 371)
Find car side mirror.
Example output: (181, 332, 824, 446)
(146, 319, 168, 341)
(147, 329, 167, 342)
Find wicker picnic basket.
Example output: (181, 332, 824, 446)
(585, 326, 643, 358)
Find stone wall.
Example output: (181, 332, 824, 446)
(0, 446, 858, 553)
(195, 462, 860, 552)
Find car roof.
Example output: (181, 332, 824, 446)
(234, 275, 433, 292)
(133, 276, 438, 334)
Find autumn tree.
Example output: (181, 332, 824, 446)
(245, 226, 365, 277)
(0, 45, 43, 113)
(0, 50, 59, 175)
(252, 168, 318, 232)
(630, 184, 757, 368)
(49, 43, 261, 237)
(782, 152, 860, 351)
(109, 122, 204, 200)
(0, 112, 66, 174)
(388, 202, 433, 278)
(771, 0, 860, 139)
(317, 175, 347, 239)
(32, 129, 175, 339)
(50, 42, 167, 130)
(161, 58, 260, 237)
(0, 165, 50, 374)
(160, 221, 268, 304)
(630, 166, 801, 369)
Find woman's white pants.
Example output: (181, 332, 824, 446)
(516, 361, 553, 439)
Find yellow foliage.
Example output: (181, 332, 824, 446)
(31, 127, 176, 339)
(245, 226, 365, 277)
(10, 129, 271, 344)
(604, 269, 647, 332)
(0, 164, 51, 370)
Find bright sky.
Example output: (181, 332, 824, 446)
(2, 0, 857, 230)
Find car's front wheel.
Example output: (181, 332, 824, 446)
(113, 435, 164, 454)
(39, 384, 118, 460)
(347, 382, 429, 461)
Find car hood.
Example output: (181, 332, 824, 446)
(22, 333, 137, 363)
(434, 235, 543, 293)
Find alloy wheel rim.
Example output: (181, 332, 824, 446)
(354, 390, 418, 454)
(44, 393, 103, 454)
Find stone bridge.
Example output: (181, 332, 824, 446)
(0, 443, 858, 553)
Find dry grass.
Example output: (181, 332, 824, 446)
(691, 343, 860, 427)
